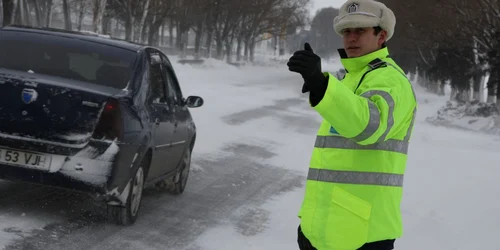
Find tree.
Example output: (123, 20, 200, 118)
(309, 7, 342, 59)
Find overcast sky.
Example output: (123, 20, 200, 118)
(309, 0, 345, 15)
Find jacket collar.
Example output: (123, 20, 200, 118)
(337, 47, 390, 73)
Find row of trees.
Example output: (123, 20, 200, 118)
(285, 7, 342, 60)
(288, 0, 499, 106)
(378, 0, 499, 104)
(0, 0, 310, 62)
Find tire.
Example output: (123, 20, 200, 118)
(107, 158, 147, 225)
(171, 147, 192, 194)
(155, 147, 192, 195)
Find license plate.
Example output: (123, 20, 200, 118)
(0, 148, 52, 170)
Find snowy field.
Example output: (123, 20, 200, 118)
(0, 56, 499, 250)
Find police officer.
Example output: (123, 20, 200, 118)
(287, 0, 417, 249)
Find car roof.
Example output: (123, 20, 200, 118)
(0, 25, 147, 52)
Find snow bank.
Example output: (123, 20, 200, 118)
(425, 100, 500, 135)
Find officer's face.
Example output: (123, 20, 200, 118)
(342, 27, 387, 58)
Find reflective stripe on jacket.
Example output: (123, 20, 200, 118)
(298, 47, 417, 250)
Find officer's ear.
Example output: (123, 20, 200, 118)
(377, 30, 388, 48)
(373, 26, 387, 48)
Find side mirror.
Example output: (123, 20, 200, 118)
(185, 96, 204, 108)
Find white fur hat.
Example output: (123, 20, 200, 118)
(334, 0, 396, 41)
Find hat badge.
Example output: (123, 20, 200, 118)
(347, 3, 359, 13)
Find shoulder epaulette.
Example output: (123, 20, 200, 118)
(368, 58, 387, 70)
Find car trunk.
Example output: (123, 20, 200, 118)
(0, 69, 122, 148)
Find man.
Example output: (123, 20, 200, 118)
(287, 0, 417, 249)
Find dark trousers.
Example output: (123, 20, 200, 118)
(297, 225, 395, 250)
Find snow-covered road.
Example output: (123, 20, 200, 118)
(0, 58, 499, 250)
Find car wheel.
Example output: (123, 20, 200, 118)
(155, 147, 192, 195)
(172, 147, 191, 194)
(107, 159, 146, 225)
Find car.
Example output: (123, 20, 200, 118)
(0, 25, 204, 225)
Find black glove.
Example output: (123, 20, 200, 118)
(287, 43, 328, 105)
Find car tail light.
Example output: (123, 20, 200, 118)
(92, 98, 124, 141)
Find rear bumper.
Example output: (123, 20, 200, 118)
(0, 139, 140, 204)
(0, 163, 108, 193)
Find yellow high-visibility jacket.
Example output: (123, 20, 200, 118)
(298, 47, 417, 250)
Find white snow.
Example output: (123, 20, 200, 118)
(106, 179, 132, 205)
(0, 132, 88, 148)
(426, 99, 500, 135)
(55, 132, 92, 141)
(59, 141, 119, 185)
(0, 211, 63, 249)
(169, 56, 500, 250)
(23, 81, 37, 87)
(95, 140, 120, 162)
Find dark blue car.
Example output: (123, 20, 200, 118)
(0, 25, 204, 225)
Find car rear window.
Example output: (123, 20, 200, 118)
(0, 30, 137, 89)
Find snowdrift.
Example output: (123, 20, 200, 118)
(426, 100, 500, 135)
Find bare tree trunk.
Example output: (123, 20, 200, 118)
(225, 42, 232, 63)
(10, 0, 17, 25)
(176, 22, 182, 50)
(113, 18, 120, 37)
(0, 0, 4, 26)
(439, 81, 445, 96)
(479, 74, 487, 103)
(125, 13, 134, 41)
(22, 0, 31, 26)
(169, 18, 174, 48)
(467, 78, 474, 101)
(243, 36, 251, 61)
(244, 44, 249, 61)
(160, 22, 165, 46)
(18, 0, 23, 25)
(236, 37, 243, 61)
(147, 19, 162, 47)
(224, 34, 235, 63)
(181, 31, 188, 59)
(45, 0, 53, 27)
(77, 0, 85, 31)
(495, 71, 500, 105)
(450, 86, 457, 101)
(487, 68, 498, 103)
(215, 40, 223, 60)
(194, 20, 203, 60)
(137, 0, 150, 43)
(249, 41, 256, 62)
(92, 0, 107, 33)
(2, 0, 13, 26)
(204, 28, 213, 58)
(140, 21, 149, 44)
(62, 0, 72, 30)
(102, 15, 110, 34)
(33, 0, 42, 27)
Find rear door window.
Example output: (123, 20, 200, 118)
(160, 54, 184, 105)
(147, 50, 167, 104)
